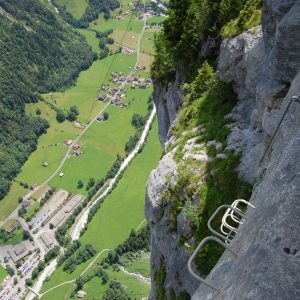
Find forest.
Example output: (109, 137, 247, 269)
(0, 0, 96, 201)
(151, 0, 262, 82)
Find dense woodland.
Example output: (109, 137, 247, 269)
(151, 0, 262, 82)
(0, 0, 96, 200)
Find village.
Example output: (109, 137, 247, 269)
(98, 65, 152, 109)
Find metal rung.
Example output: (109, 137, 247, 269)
(187, 236, 237, 291)
(208, 205, 247, 242)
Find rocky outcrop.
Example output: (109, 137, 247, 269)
(145, 147, 199, 299)
(147, 1, 300, 299)
(153, 71, 184, 144)
(192, 0, 300, 298)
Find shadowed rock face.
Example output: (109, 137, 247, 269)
(263, 0, 300, 82)
(153, 71, 184, 145)
(148, 0, 300, 299)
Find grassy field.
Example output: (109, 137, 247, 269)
(90, 14, 143, 33)
(41, 265, 150, 300)
(80, 120, 161, 249)
(127, 255, 151, 278)
(43, 52, 137, 124)
(110, 29, 140, 49)
(0, 182, 26, 222)
(140, 30, 157, 55)
(0, 265, 7, 284)
(139, 52, 154, 71)
(23, 202, 40, 221)
(56, 0, 87, 19)
(40, 120, 161, 298)
(147, 15, 167, 25)
(1, 219, 24, 246)
(78, 29, 100, 52)
(85, 267, 151, 299)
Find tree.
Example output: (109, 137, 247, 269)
(103, 112, 109, 120)
(36, 108, 41, 115)
(66, 111, 77, 122)
(18, 196, 23, 203)
(25, 278, 33, 286)
(13, 277, 18, 285)
(102, 272, 109, 284)
(70, 105, 79, 116)
(87, 177, 96, 188)
(75, 276, 85, 290)
(18, 207, 26, 217)
(23, 230, 31, 240)
(6, 265, 15, 276)
(77, 180, 84, 189)
(56, 109, 66, 123)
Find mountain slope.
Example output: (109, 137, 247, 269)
(0, 0, 95, 200)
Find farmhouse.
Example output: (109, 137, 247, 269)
(77, 290, 86, 298)
(74, 150, 81, 157)
(6, 224, 16, 234)
(98, 94, 108, 101)
(122, 47, 134, 55)
(97, 115, 104, 122)
(139, 82, 147, 89)
(22, 199, 31, 209)
(72, 143, 80, 150)
(42, 161, 49, 167)
(65, 140, 73, 146)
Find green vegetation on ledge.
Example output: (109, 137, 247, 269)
(221, 0, 262, 38)
(163, 62, 252, 275)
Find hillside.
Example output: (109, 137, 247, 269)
(146, 0, 300, 299)
(0, 0, 95, 200)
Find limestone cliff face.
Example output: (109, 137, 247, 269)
(153, 71, 184, 144)
(146, 0, 300, 299)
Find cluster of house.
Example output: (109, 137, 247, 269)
(65, 140, 82, 156)
(122, 47, 134, 55)
(128, 73, 152, 90)
(115, 10, 130, 20)
(97, 69, 152, 109)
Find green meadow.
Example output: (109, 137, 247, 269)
(56, 0, 87, 19)
(0, 265, 7, 283)
(41, 265, 150, 300)
(78, 29, 100, 52)
(80, 120, 161, 249)
(40, 120, 161, 298)
(127, 255, 151, 278)
(90, 14, 143, 33)
(147, 15, 167, 25)
(42, 52, 137, 124)
(140, 30, 157, 55)
(0, 182, 26, 222)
